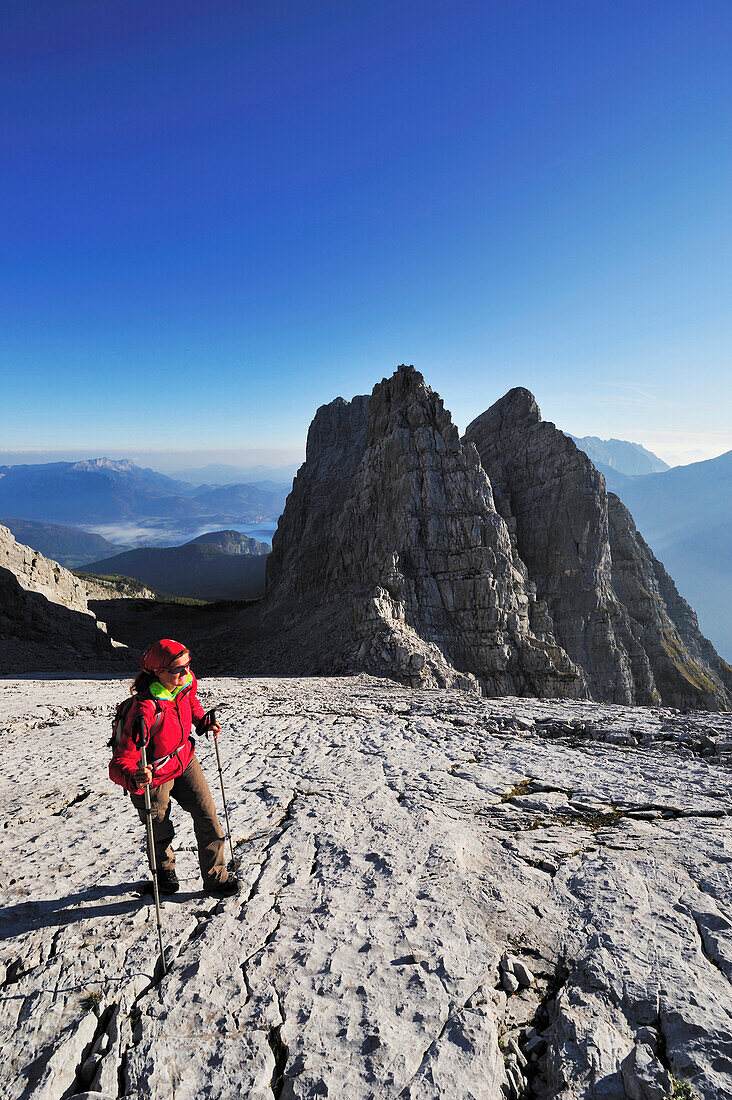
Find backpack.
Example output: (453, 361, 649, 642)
(109, 696, 163, 753)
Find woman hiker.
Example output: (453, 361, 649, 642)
(109, 638, 240, 897)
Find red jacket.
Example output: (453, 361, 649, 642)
(109, 674, 206, 794)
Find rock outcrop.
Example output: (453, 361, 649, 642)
(257, 369, 730, 709)
(0, 524, 129, 669)
(188, 530, 269, 555)
(464, 388, 731, 709)
(265, 367, 585, 695)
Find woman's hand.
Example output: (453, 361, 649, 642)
(134, 765, 152, 787)
(211, 723, 221, 740)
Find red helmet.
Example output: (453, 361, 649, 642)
(139, 639, 188, 673)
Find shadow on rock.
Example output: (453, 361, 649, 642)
(0, 881, 145, 939)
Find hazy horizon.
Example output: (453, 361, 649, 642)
(0, 446, 305, 477)
(0, 421, 728, 475)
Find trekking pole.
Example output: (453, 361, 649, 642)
(205, 708, 236, 869)
(135, 716, 167, 977)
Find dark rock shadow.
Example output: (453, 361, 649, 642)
(0, 567, 122, 673)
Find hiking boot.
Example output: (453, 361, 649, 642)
(157, 868, 180, 895)
(203, 874, 241, 898)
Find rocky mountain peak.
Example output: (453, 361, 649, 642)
(255, 369, 732, 709)
(479, 385, 542, 429)
(69, 457, 137, 473)
(366, 363, 457, 448)
(262, 367, 585, 695)
(304, 394, 370, 465)
(266, 392, 370, 605)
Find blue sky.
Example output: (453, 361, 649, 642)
(2, 0, 730, 466)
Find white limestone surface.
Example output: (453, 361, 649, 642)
(0, 675, 730, 1100)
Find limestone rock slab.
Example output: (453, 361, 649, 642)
(1, 675, 730, 1098)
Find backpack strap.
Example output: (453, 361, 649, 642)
(110, 697, 163, 753)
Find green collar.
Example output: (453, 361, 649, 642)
(150, 671, 193, 700)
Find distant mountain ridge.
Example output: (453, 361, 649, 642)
(569, 435, 670, 476)
(0, 458, 286, 526)
(187, 530, 269, 555)
(85, 530, 269, 601)
(71, 457, 138, 473)
(171, 461, 300, 487)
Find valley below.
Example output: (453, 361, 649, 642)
(81, 520, 277, 551)
(1, 673, 730, 1100)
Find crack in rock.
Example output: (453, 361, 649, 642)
(688, 907, 732, 985)
(396, 981, 489, 1097)
(65, 999, 117, 1096)
(243, 790, 298, 908)
(267, 988, 290, 1099)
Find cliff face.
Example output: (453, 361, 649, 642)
(0, 524, 127, 668)
(266, 394, 370, 604)
(464, 389, 731, 709)
(607, 494, 732, 710)
(265, 367, 585, 695)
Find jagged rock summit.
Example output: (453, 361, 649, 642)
(464, 388, 732, 710)
(259, 367, 730, 709)
(265, 365, 586, 696)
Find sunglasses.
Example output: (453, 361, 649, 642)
(167, 662, 191, 676)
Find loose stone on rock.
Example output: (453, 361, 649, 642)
(511, 960, 535, 988)
(501, 971, 521, 995)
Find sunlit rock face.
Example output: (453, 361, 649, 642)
(0, 523, 126, 669)
(464, 388, 731, 709)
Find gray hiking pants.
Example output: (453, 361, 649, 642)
(131, 754, 227, 886)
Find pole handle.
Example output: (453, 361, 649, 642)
(135, 714, 147, 749)
(200, 707, 218, 739)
